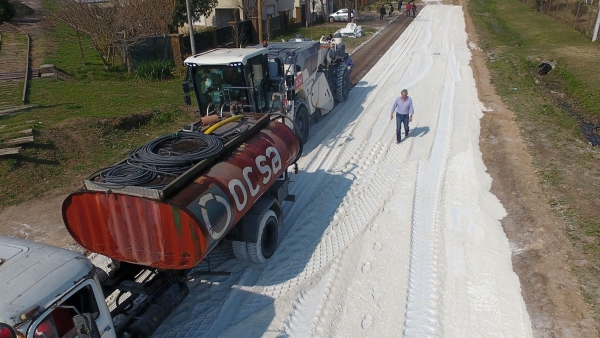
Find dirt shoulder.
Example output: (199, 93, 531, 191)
(461, 0, 598, 336)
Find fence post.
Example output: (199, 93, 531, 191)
(251, 17, 259, 44)
(266, 14, 273, 41)
(593, 0, 600, 40)
(170, 34, 184, 64)
(211, 28, 218, 49)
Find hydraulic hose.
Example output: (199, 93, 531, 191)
(266, 98, 304, 164)
(127, 132, 223, 175)
(204, 115, 244, 135)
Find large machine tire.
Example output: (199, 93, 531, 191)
(295, 103, 310, 144)
(247, 210, 279, 264)
(336, 64, 350, 103)
(232, 241, 250, 261)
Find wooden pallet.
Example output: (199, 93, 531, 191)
(0, 125, 34, 156)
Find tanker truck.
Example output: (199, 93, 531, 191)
(0, 111, 302, 337)
(182, 37, 352, 143)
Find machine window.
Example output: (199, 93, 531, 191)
(193, 65, 248, 114)
(33, 285, 99, 338)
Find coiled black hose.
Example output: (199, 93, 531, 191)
(98, 164, 157, 186)
(128, 132, 223, 174)
(95, 132, 223, 187)
(267, 99, 304, 164)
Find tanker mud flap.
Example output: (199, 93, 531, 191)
(227, 196, 284, 244)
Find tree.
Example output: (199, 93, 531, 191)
(172, 0, 218, 27)
(319, 0, 327, 18)
(232, 0, 257, 19)
(0, 0, 16, 23)
(50, 0, 178, 69)
(49, 0, 119, 69)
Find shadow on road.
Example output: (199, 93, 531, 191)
(410, 126, 429, 137)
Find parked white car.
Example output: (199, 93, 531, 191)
(329, 9, 355, 22)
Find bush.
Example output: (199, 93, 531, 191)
(135, 60, 175, 82)
(0, 0, 16, 23)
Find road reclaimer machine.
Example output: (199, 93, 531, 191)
(183, 38, 351, 143)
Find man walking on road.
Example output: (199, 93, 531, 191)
(406, 3, 412, 17)
(390, 89, 414, 143)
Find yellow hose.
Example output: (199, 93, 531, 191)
(204, 115, 244, 135)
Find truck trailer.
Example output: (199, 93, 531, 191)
(1, 112, 301, 338)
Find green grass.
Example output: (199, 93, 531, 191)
(0, 12, 191, 209)
(18, 20, 186, 124)
(473, 0, 600, 122)
(469, 0, 600, 325)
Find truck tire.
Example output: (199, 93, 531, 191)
(232, 241, 250, 261)
(295, 103, 310, 144)
(336, 64, 350, 103)
(247, 210, 279, 264)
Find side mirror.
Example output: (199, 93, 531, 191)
(0, 323, 16, 338)
(73, 314, 101, 338)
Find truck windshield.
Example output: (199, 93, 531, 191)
(33, 285, 99, 338)
(193, 65, 249, 115)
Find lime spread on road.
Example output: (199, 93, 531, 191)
(151, 4, 533, 337)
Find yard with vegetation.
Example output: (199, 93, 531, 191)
(469, 0, 600, 325)
(0, 19, 189, 208)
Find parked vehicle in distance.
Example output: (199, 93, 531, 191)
(329, 9, 355, 22)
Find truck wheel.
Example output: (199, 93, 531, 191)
(295, 104, 310, 144)
(336, 64, 350, 103)
(232, 241, 250, 261)
(247, 210, 279, 264)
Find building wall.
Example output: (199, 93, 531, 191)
(194, 0, 299, 28)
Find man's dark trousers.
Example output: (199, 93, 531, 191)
(396, 113, 409, 142)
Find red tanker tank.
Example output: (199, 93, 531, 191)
(62, 119, 299, 269)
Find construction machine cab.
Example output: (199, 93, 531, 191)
(184, 48, 270, 116)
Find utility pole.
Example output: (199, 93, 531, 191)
(186, 0, 196, 54)
(593, 0, 600, 42)
(258, 0, 263, 42)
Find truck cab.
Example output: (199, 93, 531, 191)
(0, 236, 113, 338)
(184, 48, 271, 117)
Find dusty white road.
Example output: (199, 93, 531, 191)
(154, 5, 533, 337)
